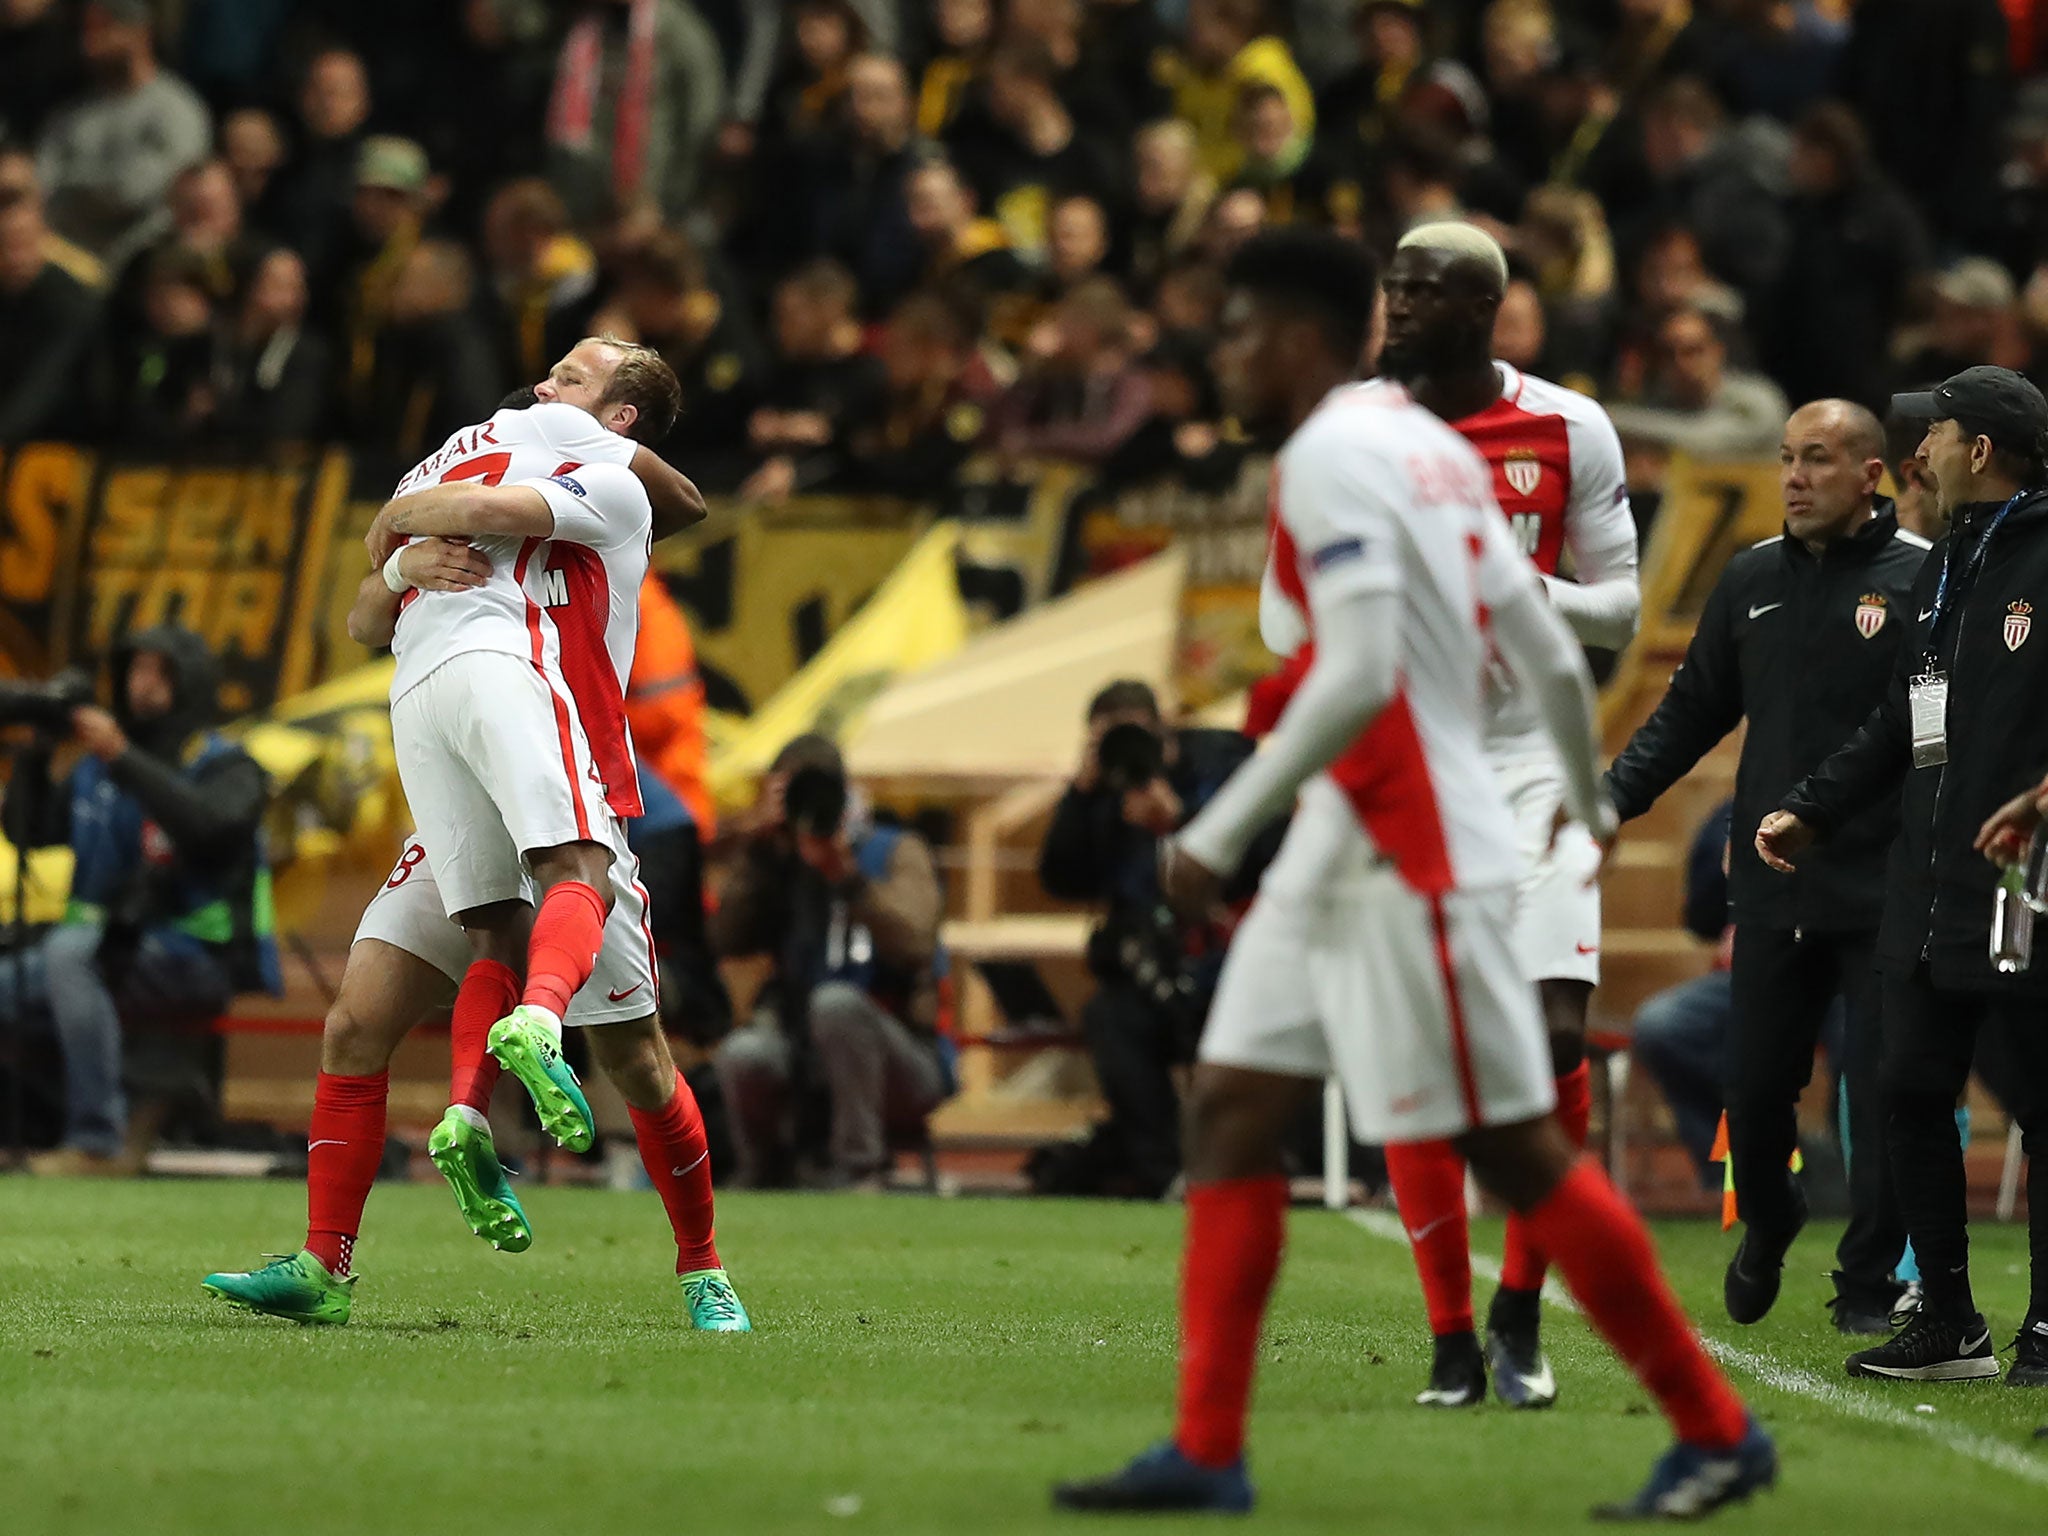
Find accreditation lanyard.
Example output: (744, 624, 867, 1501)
(1911, 492, 2026, 769)
(1922, 492, 2026, 667)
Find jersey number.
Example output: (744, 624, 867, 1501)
(384, 844, 428, 889)
(439, 451, 511, 487)
(1508, 512, 1542, 557)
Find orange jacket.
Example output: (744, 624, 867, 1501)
(628, 572, 715, 837)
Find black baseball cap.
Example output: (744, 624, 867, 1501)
(1892, 366, 2048, 453)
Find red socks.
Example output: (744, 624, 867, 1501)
(628, 1069, 721, 1274)
(1174, 1176, 1288, 1469)
(304, 1070, 389, 1276)
(1523, 1158, 1749, 1450)
(523, 880, 609, 1019)
(1500, 1064, 1593, 1292)
(449, 958, 518, 1112)
(1384, 1140, 1473, 1336)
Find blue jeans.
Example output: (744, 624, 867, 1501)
(1631, 970, 1733, 1187)
(0, 922, 231, 1156)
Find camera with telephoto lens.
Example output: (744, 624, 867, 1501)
(1097, 721, 1166, 796)
(0, 669, 95, 735)
(784, 762, 850, 838)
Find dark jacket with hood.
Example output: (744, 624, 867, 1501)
(1782, 488, 2048, 994)
(2, 624, 277, 994)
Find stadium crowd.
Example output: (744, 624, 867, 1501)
(0, 0, 2042, 493)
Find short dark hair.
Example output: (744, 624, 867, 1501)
(1226, 229, 1379, 363)
(1087, 679, 1161, 722)
(1883, 404, 1929, 469)
(588, 335, 684, 443)
(781, 257, 859, 313)
(772, 732, 843, 775)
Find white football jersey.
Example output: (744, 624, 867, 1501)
(1257, 380, 1536, 897)
(385, 402, 653, 817)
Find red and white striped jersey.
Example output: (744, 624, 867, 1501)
(1255, 380, 1537, 896)
(1452, 364, 1636, 763)
(385, 403, 652, 818)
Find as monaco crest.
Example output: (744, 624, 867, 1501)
(1854, 594, 1887, 639)
(2007, 600, 2033, 652)
(1503, 449, 1542, 498)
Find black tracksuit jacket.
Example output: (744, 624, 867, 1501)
(1606, 504, 1930, 933)
(1782, 489, 2048, 994)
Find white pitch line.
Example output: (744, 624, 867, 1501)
(1345, 1206, 2048, 1488)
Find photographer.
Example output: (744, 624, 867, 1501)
(711, 735, 948, 1188)
(1033, 681, 1261, 1198)
(0, 625, 276, 1175)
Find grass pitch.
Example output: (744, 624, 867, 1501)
(3, 1179, 2046, 1536)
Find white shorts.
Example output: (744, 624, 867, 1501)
(390, 650, 617, 916)
(353, 831, 660, 1027)
(1200, 870, 1555, 1144)
(1495, 754, 1602, 986)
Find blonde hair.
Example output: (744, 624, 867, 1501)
(1397, 221, 1510, 292)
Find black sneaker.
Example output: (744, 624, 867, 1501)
(1484, 1287, 1557, 1409)
(1415, 1329, 1486, 1408)
(1845, 1306, 2000, 1382)
(1827, 1273, 1900, 1336)
(2008, 1317, 2048, 1388)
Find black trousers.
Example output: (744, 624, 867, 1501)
(1881, 963, 2048, 1319)
(1728, 925, 1903, 1296)
(1081, 982, 1187, 1193)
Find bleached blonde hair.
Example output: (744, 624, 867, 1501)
(1397, 221, 1510, 294)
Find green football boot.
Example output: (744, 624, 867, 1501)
(202, 1251, 355, 1325)
(487, 1005, 594, 1152)
(427, 1108, 533, 1252)
(680, 1268, 752, 1332)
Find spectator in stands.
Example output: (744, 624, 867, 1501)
(948, 39, 1120, 261)
(1194, 185, 1267, 266)
(1100, 331, 1230, 490)
(0, 0, 82, 148)
(1515, 185, 1619, 387)
(1709, 0, 1846, 125)
(215, 247, 331, 448)
(902, 156, 1034, 340)
(1163, 0, 1315, 183)
(1005, 0, 1161, 145)
(916, 0, 993, 138)
(545, 0, 727, 233)
(97, 246, 223, 449)
(0, 146, 106, 291)
(1765, 102, 1931, 411)
(755, 0, 865, 167)
(36, 0, 211, 266)
(1042, 193, 1112, 297)
(336, 135, 431, 434)
(836, 288, 996, 498)
(1150, 258, 1227, 347)
(712, 734, 948, 1189)
(1894, 258, 2026, 392)
(1380, 121, 1468, 234)
(220, 108, 288, 236)
(1629, 76, 1790, 316)
(0, 189, 102, 442)
(1629, 801, 1734, 1186)
(0, 624, 276, 1176)
(740, 258, 886, 502)
(1608, 303, 1789, 459)
(991, 278, 1154, 465)
(358, 239, 503, 463)
(109, 160, 267, 347)
(600, 228, 767, 486)
(1124, 119, 1216, 294)
(810, 53, 931, 316)
(476, 178, 601, 389)
(1493, 270, 1548, 376)
(1479, 0, 1568, 189)
(269, 47, 371, 296)
(1315, 0, 1428, 163)
(1228, 81, 1362, 235)
(1031, 679, 1264, 1197)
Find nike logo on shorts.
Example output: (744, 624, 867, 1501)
(1748, 603, 1782, 619)
(1576, 942, 1599, 955)
(607, 984, 645, 1002)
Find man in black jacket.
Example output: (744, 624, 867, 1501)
(1759, 367, 2048, 1387)
(1037, 680, 1256, 1196)
(1608, 398, 1926, 1332)
(0, 625, 275, 1174)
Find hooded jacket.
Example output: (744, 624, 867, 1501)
(3, 624, 278, 994)
(1782, 489, 2048, 994)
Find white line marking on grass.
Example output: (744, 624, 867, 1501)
(1344, 1206, 2048, 1488)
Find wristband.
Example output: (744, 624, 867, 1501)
(382, 546, 411, 594)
